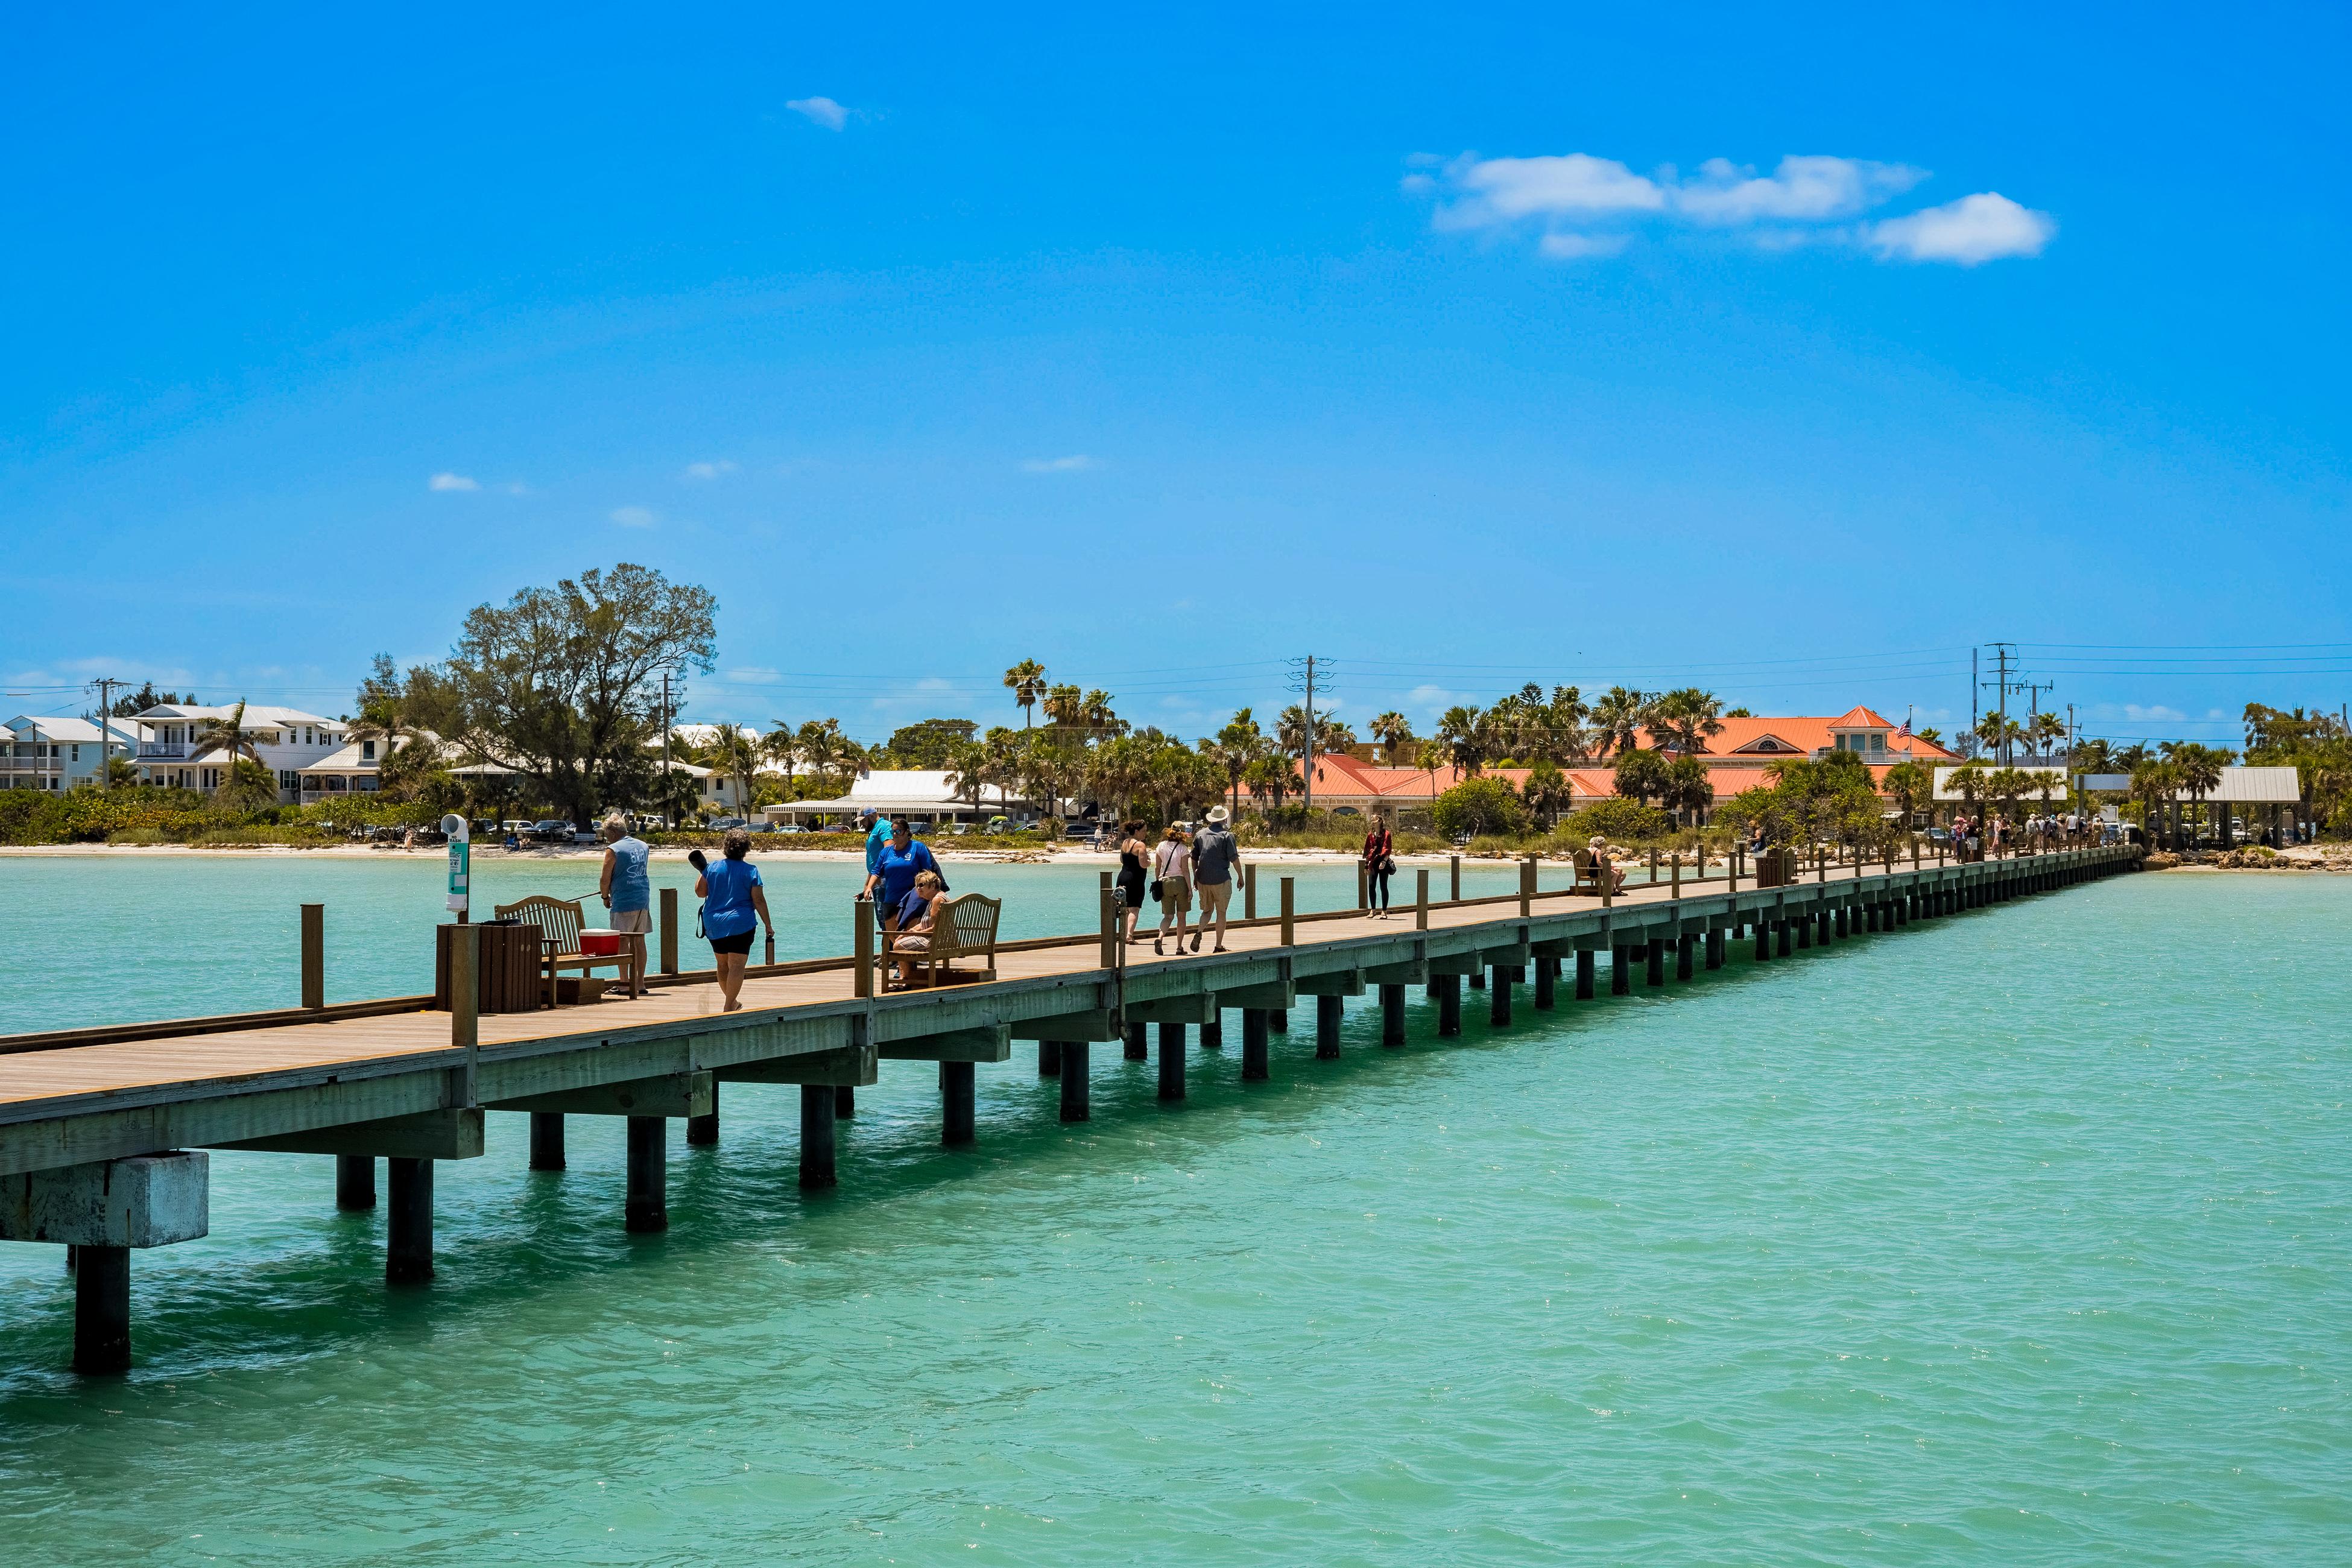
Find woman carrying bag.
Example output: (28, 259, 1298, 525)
(1361, 810, 1396, 918)
(1151, 824, 1192, 956)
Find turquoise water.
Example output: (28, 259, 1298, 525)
(0, 852, 1546, 1028)
(1, 864, 2347, 1564)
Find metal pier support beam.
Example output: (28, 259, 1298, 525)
(72, 1246, 131, 1376)
(624, 1116, 667, 1233)
(335, 1155, 376, 1210)
(1124, 1020, 1148, 1060)
(1437, 974, 1462, 1035)
(1242, 1008, 1271, 1078)
(1645, 940, 1666, 986)
(528, 1112, 566, 1171)
(386, 1157, 434, 1284)
(1059, 1041, 1090, 1122)
(1575, 949, 1596, 1000)
(799, 1084, 836, 1189)
(1159, 1021, 1188, 1099)
(1490, 965, 1514, 1025)
(687, 1082, 719, 1147)
(941, 1061, 976, 1145)
(1533, 955, 1557, 1010)
(1380, 982, 1407, 1046)
(1315, 994, 1344, 1060)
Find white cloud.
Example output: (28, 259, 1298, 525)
(1674, 156, 1923, 224)
(1020, 455, 1098, 473)
(2123, 703, 2186, 722)
(683, 460, 738, 481)
(1539, 232, 1631, 259)
(429, 472, 479, 492)
(1414, 150, 2049, 268)
(1867, 192, 2055, 265)
(786, 96, 849, 131)
(499, 481, 529, 495)
(610, 506, 658, 528)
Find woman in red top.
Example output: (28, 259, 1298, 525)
(1362, 811, 1395, 919)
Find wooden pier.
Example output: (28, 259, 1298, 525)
(1, 844, 2138, 1372)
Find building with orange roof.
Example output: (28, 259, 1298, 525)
(1291, 707, 1956, 822)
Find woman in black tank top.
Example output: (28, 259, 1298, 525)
(1115, 819, 1149, 941)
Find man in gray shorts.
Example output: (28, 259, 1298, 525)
(1191, 805, 1244, 953)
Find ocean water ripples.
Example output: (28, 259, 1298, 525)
(0, 868, 2347, 1561)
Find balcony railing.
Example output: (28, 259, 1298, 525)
(139, 742, 191, 759)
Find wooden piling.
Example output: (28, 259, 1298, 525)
(1417, 868, 1430, 930)
(686, 1081, 718, 1147)
(941, 1060, 976, 1145)
(1520, 858, 1534, 917)
(853, 897, 874, 999)
(71, 1245, 131, 1376)
(386, 1157, 433, 1283)
(1315, 994, 1343, 1060)
(300, 903, 324, 1011)
(1244, 867, 1256, 922)
(624, 1116, 667, 1233)
(798, 1084, 836, 1189)
(1280, 877, 1295, 947)
(529, 1111, 566, 1171)
(1059, 1041, 1090, 1122)
(1159, 1021, 1188, 1098)
(659, 888, 678, 976)
(1450, 854, 1462, 902)
(335, 1154, 376, 1210)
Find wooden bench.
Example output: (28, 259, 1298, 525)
(495, 895, 640, 1006)
(884, 893, 1002, 990)
(1569, 849, 1609, 894)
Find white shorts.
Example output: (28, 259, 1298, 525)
(609, 908, 653, 934)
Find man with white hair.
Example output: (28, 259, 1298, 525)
(598, 812, 651, 997)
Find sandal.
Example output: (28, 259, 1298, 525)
(1153, 939, 1163, 955)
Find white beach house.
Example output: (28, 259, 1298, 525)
(1, 714, 145, 791)
(133, 704, 349, 801)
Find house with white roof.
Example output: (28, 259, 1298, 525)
(133, 704, 349, 801)
(2, 715, 145, 791)
(763, 769, 1039, 826)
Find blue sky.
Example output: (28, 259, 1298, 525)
(5, 5, 2347, 748)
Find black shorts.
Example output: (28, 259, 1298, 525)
(709, 929, 756, 956)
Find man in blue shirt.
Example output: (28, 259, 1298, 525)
(861, 808, 892, 877)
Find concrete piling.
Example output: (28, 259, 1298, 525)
(798, 1085, 836, 1189)
(335, 1154, 376, 1210)
(624, 1116, 667, 1233)
(941, 1061, 976, 1145)
(386, 1157, 433, 1283)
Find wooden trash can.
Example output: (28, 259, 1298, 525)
(1754, 847, 1796, 888)
(435, 922, 543, 1013)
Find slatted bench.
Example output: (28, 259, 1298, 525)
(495, 895, 641, 1006)
(885, 893, 1002, 990)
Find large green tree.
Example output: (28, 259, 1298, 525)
(446, 563, 718, 827)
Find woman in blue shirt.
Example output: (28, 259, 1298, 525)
(695, 827, 774, 1013)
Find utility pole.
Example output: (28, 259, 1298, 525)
(1979, 643, 2022, 763)
(1287, 655, 1326, 815)
(1970, 648, 1979, 759)
(660, 670, 672, 827)
(89, 677, 121, 792)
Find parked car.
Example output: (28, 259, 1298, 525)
(528, 819, 573, 843)
(707, 815, 747, 830)
(768, 823, 806, 835)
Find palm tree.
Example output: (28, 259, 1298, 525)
(2163, 741, 2231, 844)
(1592, 686, 1651, 759)
(1946, 762, 1987, 829)
(1974, 712, 2024, 764)
(2028, 711, 2068, 762)
(1243, 754, 1295, 815)
(1661, 754, 1715, 824)
(1522, 759, 1572, 828)
(1002, 660, 1048, 729)
(762, 721, 801, 799)
(1369, 710, 1415, 764)
(1880, 760, 1935, 829)
(713, 726, 763, 820)
(1203, 709, 1266, 818)
(1040, 683, 1084, 729)
(797, 718, 849, 792)
(943, 738, 994, 817)
(2130, 758, 2181, 847)
(1081, 689, 1122, 736)
(192, 701, 265, 797)
(1086, 735, 1152, 821)
(1649, 688, 1725, 755)
(1435, 704, 1485, 777)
